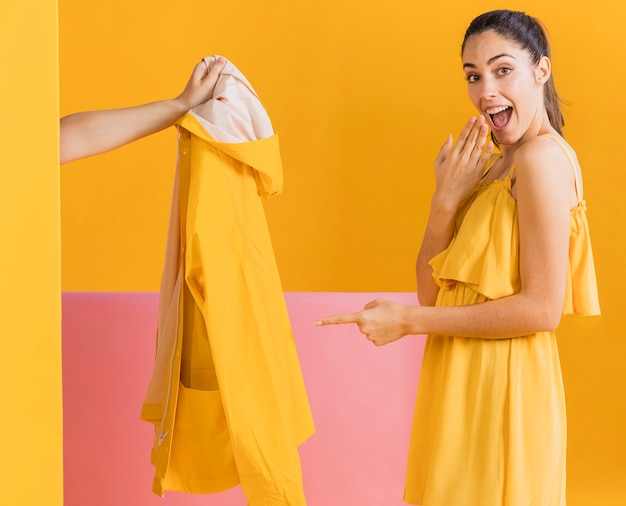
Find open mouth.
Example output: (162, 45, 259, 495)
(486, 106, 512, 130)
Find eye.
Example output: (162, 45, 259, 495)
(466, 73, 480, 83)
(497, 66, 512, 76)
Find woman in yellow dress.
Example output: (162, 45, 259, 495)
(318, 9, 600, 505)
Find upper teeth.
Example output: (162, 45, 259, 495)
(486, 106, 510, 115)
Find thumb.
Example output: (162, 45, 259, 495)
(202, 56, 226, 82)
(191, 58, 210, 81)
(363, 298, 381, 310)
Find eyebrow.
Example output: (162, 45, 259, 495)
(463, 53, 517, 70)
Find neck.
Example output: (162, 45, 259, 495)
(500, 111, 555, 159)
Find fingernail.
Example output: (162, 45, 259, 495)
(314, 320, 322, 326)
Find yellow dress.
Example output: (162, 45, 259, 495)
(404, 135, 600, 506)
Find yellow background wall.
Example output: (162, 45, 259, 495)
(59, 0, 625, 503)
(0, 2, 64, 505)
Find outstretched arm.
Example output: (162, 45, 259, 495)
(318, 136, 574, 345)
(60, 57, 225, 164)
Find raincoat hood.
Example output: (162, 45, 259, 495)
(177, 113, 283, 198)
(181, 54, 283, 197)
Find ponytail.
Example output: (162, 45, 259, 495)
(544, 76, 564, 135)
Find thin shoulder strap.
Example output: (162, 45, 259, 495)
(542, 134, 583, 202)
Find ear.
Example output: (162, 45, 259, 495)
(535, 56, 551, 84)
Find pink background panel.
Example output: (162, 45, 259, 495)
(62, 292, 426, 506)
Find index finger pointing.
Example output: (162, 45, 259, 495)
(315, 312, 361, 326)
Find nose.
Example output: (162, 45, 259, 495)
(479, 76, 498, 100)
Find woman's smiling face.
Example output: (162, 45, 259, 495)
(462, 30, 551, 147)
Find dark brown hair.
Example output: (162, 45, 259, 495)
(462, 10, 564, 137)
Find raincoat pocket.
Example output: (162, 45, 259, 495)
(163, 385, 240, 493)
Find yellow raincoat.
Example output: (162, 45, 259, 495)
(141, 58, 314, 505)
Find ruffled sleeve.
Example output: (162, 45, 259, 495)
(430, 180, 520, 300)
(563, 202, 601, 316)
(430, 184, 601, 316)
